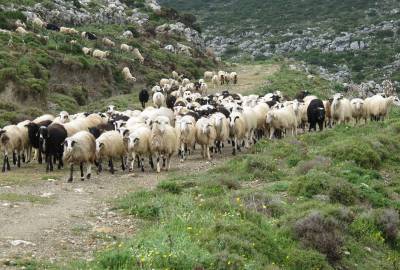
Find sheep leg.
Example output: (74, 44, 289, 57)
(12, 151, 16, 166)
(141, 157, 145, 172)
(162, 156, 166, 168)
(38, 150, 43, 164)
(121, 156, 126, 171)
(22, 152, 26, 163)
(136, 155, 140, 168)
(68, 165, 74, 182)
(58, 153, 63, 169)
(180, 144, 185, 162)
(156, 156, 161, 173)
(17, 153, 21, 168)
(206, 145, 211, 161)
(166, 154, 172, 171)
(49, 155, 54, 172)
(86, 164, 92, 179)
(232, 138, 236, 155)
(2, 154, 6, 172)
(109, 158, 115, 174)
(269, 127, 275, 140)
(149, 155, 154, 170)
(98, 159, 103, 173)
(80, 162, 84, 181)
(45, 155, 49, 172)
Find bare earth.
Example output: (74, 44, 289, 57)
(0, 63, 279, 266)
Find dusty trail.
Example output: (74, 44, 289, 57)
(0, 63, 279, 265)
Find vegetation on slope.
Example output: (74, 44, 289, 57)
(0, 5, 215, 126)
(161, 0, 400, 83)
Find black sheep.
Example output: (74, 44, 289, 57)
(84, 32, 97, 40)
(139, 88, 149, 108)
(25, 120, 53, 164)
(166, 95, 177, 109)
(295, 90, 310, 101)
(46, 23, 60, 31)
(39, 124, 67, 172)
(307, 99, 325, 132)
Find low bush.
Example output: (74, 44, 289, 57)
(294, 212, 343, 262)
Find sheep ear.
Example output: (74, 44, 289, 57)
(0, 129, 5, 135)
(133, 138, 139, 143)
(71, 140, 77, 147)
(122, 129, 129, 137)
(99, 142, 104, 148)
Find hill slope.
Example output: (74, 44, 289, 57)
(161, 0, 400, 84)
(0, 0, 215, 125)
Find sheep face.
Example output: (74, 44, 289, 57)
(107, 105, 115, 115)
(59, 111, 70, 123)
(153, 118, 169, 134)
(128, 136, 140, 150)
(393, 96, 400, 106)
(63, 139, 77, 162)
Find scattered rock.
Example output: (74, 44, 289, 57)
(93, 226, 113, 234)
(9, 240, 36, 247)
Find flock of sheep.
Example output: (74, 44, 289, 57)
(7, 16, 144, 83)
(0, 67, 399, 182)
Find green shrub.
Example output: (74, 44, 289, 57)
(158, 181, 182, 194)
(289, 170, 331, 198)
(286, 248, 333, 270)
(324, 138, 382, 169)
(329, 180, 357, 205)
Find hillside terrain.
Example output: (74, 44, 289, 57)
(160, 0, 400, 84)
(0, 0, 215, 126)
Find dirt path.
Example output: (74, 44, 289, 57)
(0, 63, 279, 266)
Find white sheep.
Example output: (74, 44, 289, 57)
(365, 95, 400, 121)
(242, 107, 258, 147)
(230, 72, 238, 84)
(228, 111, 247, 155)
(63, 131, 96, 182)
(331, 94, 352, 124)
(200, 83, 208, 95)
(172, 71, 179, 80)
(212, 75, 219, 88)
(176, 115, 196, 162)
(122, 67, 137, 82)
(204, 71, 214, 81)
(60, 27, 78, 35)
(182, 78, 190, 87)
(53, 111, 70, 124)
(150, 116, 179, 173)
(102, 37, 115, 47)
(266, 105, 298, 139)
(350, 98, 366, 124)
(92, 49, 110, 60)
(95, 131, 127, 174)
(0, 125, 24, 171)
(253, 103, 269, 138)
(33, 114, 55, 123)
(210, 113, 229, 154)
(126, 126, 153, 172)
(16, 120, 31, 163)
(32, 17, 45, 28)
(121, 43, 132, 52)
(82, 47, 93, 56)
(160, 78, 170, 87)
(153, 92, 165, 108)
(195, 117, 217, 161)
(15, 27, 28, 35)
(133, 48, 144, 64)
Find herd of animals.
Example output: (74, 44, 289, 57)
(1, 68, 399, 182)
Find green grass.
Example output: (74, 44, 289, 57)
(40, 109, 400, 270)
(257, 61, 338, 99)
(0, 192, 52, 204)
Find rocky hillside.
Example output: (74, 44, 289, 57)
(0, 0, 215, 125)
(161, 0, 400, 84)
